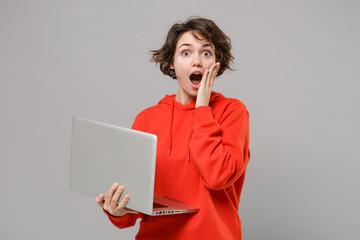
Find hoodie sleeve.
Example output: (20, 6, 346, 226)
(103, 209, 143, 229)
(190, 99, 250, 190)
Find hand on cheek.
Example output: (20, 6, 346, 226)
(195, 62, 220, 108)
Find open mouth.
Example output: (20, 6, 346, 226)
(190, 73, 202, 85)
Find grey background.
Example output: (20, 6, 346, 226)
(1, 0, 359, 239)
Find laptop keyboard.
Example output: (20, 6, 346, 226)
(153, 202, 168, 208)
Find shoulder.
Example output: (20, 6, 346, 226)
(211, 94, 248, 115)
(132, 103, 168, 131)
(133, 105, 160, 123)
(135, 94, 173, 118)
(208, 93, 249, 125)
(136, 105, 159, 117)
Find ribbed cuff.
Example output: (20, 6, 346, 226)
(103, 208, 133, 226)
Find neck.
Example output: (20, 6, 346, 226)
(175, 92, 196, 105)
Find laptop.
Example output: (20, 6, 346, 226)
(70, 116, 199, 216)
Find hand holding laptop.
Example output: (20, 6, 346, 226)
(71, 117, 198, 216)
(95, 182, 139, 217)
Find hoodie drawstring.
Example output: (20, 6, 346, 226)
(168, 96, 174, 156)
(168, 96, 190, 162)
(159, 92, 220, 162)
(187, 131, 192, 162)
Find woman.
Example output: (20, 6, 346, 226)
(96, 16, 250, 240)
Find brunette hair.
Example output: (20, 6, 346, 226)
(151, 16, 234, 79)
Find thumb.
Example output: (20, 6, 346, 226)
(95, 193, 105, 207)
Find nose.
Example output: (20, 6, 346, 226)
(192, 54, 202, 67)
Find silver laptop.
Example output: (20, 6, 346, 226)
(70, 116, 199, 216)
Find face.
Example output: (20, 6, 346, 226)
(170, 31, 216, 104)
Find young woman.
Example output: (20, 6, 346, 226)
(96, 17, 250, 240)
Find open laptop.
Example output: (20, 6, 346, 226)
(70, 116, 199, 216)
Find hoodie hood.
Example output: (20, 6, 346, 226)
(158, 91, 225, 110)
(157, 91, 225, 159)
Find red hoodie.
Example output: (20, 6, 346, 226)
(105, 92, 250, 239)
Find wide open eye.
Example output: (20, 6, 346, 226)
(202, 50, 212, 57)
(182, 50, 190, 56)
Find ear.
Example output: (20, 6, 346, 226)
(170, 64, 174, 69)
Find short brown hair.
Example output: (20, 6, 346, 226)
(151, 17, 234, 79)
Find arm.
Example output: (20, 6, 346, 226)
(190, 100, 250, 190)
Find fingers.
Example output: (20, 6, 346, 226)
(104, 183, 118, 209)
(207, 62, 220, 88)
(110, 185, 124, 209)
(211, 65, 220, 89)
(199, 69, 209, 91)
(101, 183, 134, 217)
(195, 62, 220, 108)
(200, 62, 219, 90)
(116, 195, 139, 215)
(117, 194, 130, 210)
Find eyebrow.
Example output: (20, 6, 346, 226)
(178, 43, 212, 49)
